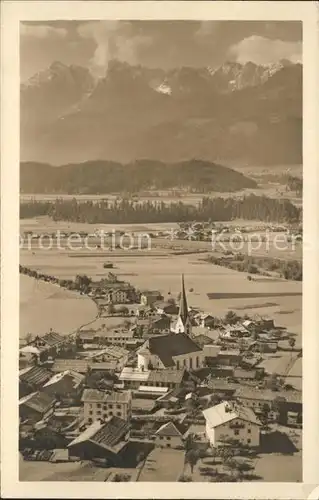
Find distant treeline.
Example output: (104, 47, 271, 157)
(20, 159, 257, 194)
(20, 194, 301, 224)
(205, 253, 302, 281)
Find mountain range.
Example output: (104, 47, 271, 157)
(20, 159, 257, 194)
(21, 59, 302, 166)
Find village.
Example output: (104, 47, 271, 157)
(19, 272, 302, 482)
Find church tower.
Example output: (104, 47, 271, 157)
(174, 274, 192, 336)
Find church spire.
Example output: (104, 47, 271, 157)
(179, 274, 189, 325)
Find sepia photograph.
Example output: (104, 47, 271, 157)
(1, 1, 319, 498)
(18, 17, 304, 483)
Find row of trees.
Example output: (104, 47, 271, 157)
(20, 194, 301, 224)
(19, 265, 94, 294)
(206, 253, 302, 281)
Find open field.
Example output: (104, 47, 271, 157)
(20, 274, 98, 338)
(20, 217, 302, 261)
(20, 247, 302, 340)
(19, 455, 110, 482)
(137, 448, 185, 482)
(20, 217, 302, 343)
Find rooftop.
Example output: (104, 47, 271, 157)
(203, 401, 261, 429)
(131, 398, 156, 412)
(90, 361, 118, 371)
(148, 333, 202, 367)
(81, 388, 132, 404)
(155, 421, 183, 438)
(52, 359, 89, 374)
(68, 417, 130, 454)
(119, 367, 150, 382)
(147, 369, 185, 385)
(87, 345, 129, 360)
(218, 349, 241, 356)
(235, 387, 302, 403)
(19, 365, 52, 387)
(39, 331, 65, 346)
(19, 391, 56, 413)
(43, 370, 85, 389)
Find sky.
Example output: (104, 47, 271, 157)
(20, 20, 302, 81)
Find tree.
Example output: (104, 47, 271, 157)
(224, 310, 239, 325)
(25, 333, 33, 344)
(184, 449, 199, 474)
(123, 319, 131, 330)
(107, 303, 116, 315)
(75, 274, 91, 291)
(118, 305, 129, 316)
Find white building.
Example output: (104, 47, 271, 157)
(154, 422, 185, 449)
(172, 275, 192, 335)
(81, 388, 132, 424)
(137, 332, 204, 371)
(203, 401, 261, 448)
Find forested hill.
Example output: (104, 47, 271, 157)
(20, 160, 257, 194)
(20, 195, 301, 224)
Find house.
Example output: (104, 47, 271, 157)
(147, 369, 185, 390)
(203, 401, 261, 448)
(154, 301, 179, 316)
(150, 315, 172, 334)
(104, 288, 130, 304)
(52, 359, 89, 375)
(233, 369, 257, 381)
(68, 417, 131, 465)
(19, 391, 56, 424)
(134, 315, 171, 336)
(137, 333, 204, 371)
(131, 398, 156, 415)
(156, 389, 181, 409)
(29, 332, 66, 357)
(205, 379, 238, 398)
(118, 367, 185, 391)
(86, 345, 129, 370)
(194, 334, 214, 348)
(19, 421, 68, 451)
(154, 421, 185, 449)
(198, 314, 216, 329)
(81, 388, 132, 424)
(140, 290, 163, 307)
(78, 330, 97, 344)
(118, 367, 150, 389)
(98, 329, 142, 347)
(216, 349, 241, 366)
(234, 387, 302, 424)
(224, 324, 250, 338)
(202, 344, 220, 364)
(19, 365, 53, 398)
(42, 370, 85, 403)
(89, 361, 118, 373)
(19, 345, 42, 364)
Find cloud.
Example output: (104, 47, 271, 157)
(77, 21, 151, 77)
(20, 23, 67, 39)
(229, 35, 302, 65)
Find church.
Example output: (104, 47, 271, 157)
(172, 274, 192, 336)
(137, 275, 205, 371)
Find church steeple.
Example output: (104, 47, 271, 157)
(174, 274, 192, 335)
(179, 274, 189, 325)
